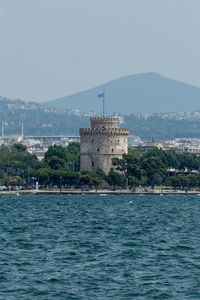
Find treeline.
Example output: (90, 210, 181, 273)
(1, 143, 200, 190)
(0, 143, 41, 187)
(111, 148, 200, 190)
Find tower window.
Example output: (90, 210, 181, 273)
(111, 148, 114, 152)
(92, 139, 94, 142)
(92, 161, 94, 166)
(97, 148, 99, 152)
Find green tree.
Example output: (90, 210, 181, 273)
(141, 148, 180, 169)
(170, 176, 181, 190)
(47, 156, 66, 170)
(0, 143, 41, 186)
(141, 157, 167, 188)
(37, 168, 51, 186)
(10, 176, 24, 186)
(178, 153, 200, 172)
(80, 170, 101, 189)
(95, 169, 106, 180)
(184, 174, 197, 190)
(106, 169, 124, 190)
(11, 143, 27, 153)
(65, 172, 80, 188)
(44, 142, 80, 172)
(66, 142, 80, 171)
(44, 144, 67, 162)
(112, 152, 141, 188)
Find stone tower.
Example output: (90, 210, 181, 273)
(79, 117, 129, 174)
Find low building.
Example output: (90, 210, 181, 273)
(130, 140, 166, 152)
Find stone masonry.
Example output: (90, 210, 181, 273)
(79, 117, 129, 174)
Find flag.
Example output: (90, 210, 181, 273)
(97, 91, 104, 98)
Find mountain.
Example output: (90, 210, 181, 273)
(45, 72, 200, 114)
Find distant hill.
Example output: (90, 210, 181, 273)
(2, 95, 200, 140)
(0, 96, 89, 136)
(45, 73, 200, 114)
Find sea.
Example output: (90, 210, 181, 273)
(0, 194, 200, 300)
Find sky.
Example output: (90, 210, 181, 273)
(0, 0, 200, 102)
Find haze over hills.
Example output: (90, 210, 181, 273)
(2, 73, 200, 140)
(45, 72, 200, 114)
(2, 95, 200, 139)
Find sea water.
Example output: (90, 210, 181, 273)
(0, 194, 200, 299)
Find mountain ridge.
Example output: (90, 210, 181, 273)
(45, 72, 200, 114)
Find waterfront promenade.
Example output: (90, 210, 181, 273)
(1, 188, 200, 196)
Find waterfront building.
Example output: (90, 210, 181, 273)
(79, 117, 129, 174)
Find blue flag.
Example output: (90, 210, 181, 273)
(98, 92, 104, 98)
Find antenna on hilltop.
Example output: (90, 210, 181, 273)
(1, 120, 4, 140)
(21, 114, 25, 141)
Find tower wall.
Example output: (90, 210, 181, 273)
(79, 117, 129, 174)
(90, 117, 119, 129)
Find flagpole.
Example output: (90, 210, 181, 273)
(103, 89, 105, 117)
(97, 90, 105, 117)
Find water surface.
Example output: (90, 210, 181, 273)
(0, 194, 200, 299)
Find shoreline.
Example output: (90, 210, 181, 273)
(0, 189, 200, 196)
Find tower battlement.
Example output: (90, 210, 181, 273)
(79, 128, 129, 135)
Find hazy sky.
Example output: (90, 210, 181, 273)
(0, 0, 200, 102)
